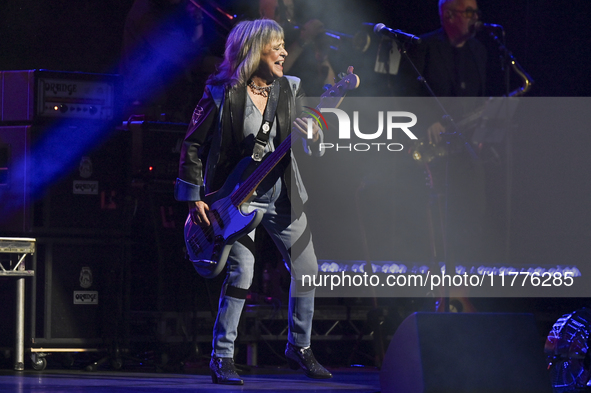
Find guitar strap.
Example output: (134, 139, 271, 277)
(252, 81, 281, 162)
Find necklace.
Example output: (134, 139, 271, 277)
(248, 80, 272, 97)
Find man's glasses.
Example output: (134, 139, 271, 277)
(448, 8, 482, 19)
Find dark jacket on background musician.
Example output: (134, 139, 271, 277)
(400, 28, 487, 98)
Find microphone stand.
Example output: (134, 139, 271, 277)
(395, 39, 480, 312)
(479, 28, 532, 263)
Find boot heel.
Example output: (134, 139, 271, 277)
(209, 356, 243, 385)
(285, 343, 333, 379)
(287, 357, 299, 370)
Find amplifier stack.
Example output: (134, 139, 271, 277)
(0, 70, 127, 367)
(0, 70, 200, 370)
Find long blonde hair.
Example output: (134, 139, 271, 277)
(208, 19, 284, 88)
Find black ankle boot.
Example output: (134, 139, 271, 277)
(209, 356, 244, 385)
(285, 343, 332, 379)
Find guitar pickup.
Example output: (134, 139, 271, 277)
(211, 210, 224, 229)
(212, 235, 224, 260)
(200, 223, 215, 242)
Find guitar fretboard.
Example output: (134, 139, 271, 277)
(229, 133, 293, 207)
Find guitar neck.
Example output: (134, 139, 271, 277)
(230, 133, 293, 206)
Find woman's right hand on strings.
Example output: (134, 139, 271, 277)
(189, 201, 210, 226)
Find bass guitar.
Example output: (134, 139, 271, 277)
(183, 70, 360, 278)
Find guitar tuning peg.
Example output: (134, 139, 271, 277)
(323, 84, 332, 91)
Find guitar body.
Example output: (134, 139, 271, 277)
(184, 157, 263, 278)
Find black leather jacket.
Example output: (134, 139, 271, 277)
(175, 75, 323, 213)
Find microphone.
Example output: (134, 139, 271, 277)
(474, 21, 504, 33)
(373, 23, 421, 45)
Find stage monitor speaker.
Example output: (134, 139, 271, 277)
(380, 312, 552, 393)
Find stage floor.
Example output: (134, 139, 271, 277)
(0, 367, 381, 392)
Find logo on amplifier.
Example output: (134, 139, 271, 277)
(73, 291, 99, 305)
(73, 180, 98, 195)
(44, 81, 78, 96)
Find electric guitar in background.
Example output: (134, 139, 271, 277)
(183, 69, 360, 278)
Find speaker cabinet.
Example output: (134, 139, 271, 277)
(31, 238, 125, 345)
(380, 312, 552, 393)
(0, 123, 130, 235)
(30, 123, 130, 233)
(0, 125, 31, 233)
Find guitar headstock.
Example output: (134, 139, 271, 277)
(319, 66, 360, 109)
